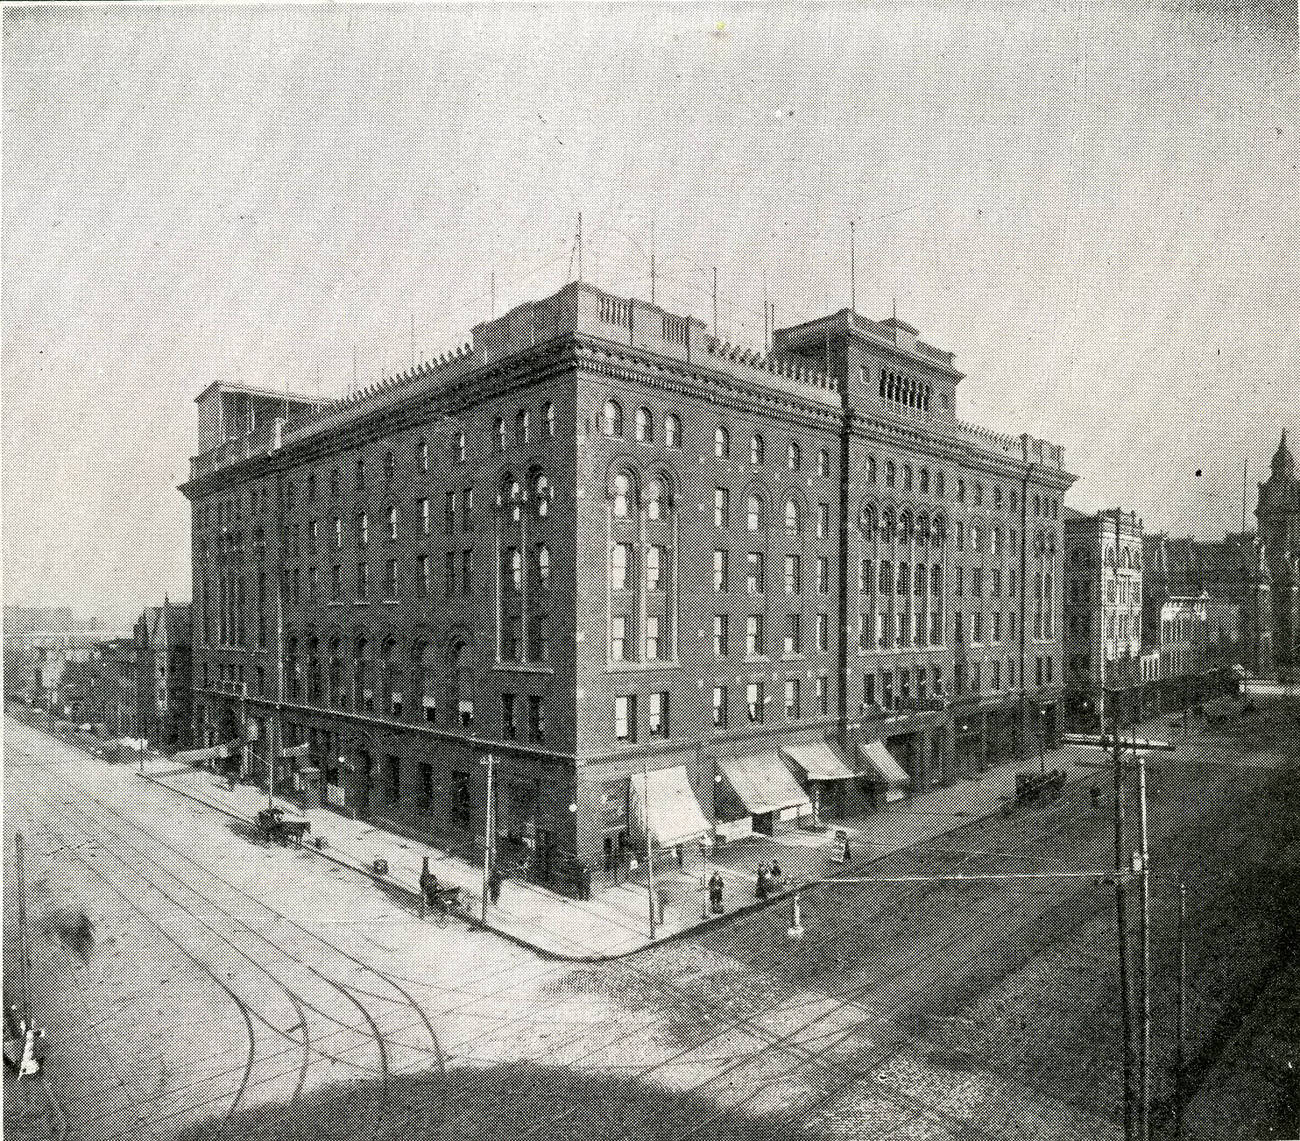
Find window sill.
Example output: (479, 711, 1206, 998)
(492, 662, 555, 675)
(605, 660, 680, 673)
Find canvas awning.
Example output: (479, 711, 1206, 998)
(857, 740, 910, 786)
(629, 766, 711, 849)
(173, 743, 233, 766)
(718, 754, 813, 817)
(782, 741, 860, 782)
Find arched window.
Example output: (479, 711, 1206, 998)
(974, 482, 984, 507)
(903, 464, 913, 492)
(543, 402, 555, 438)
(635, 408, 653, 444)
(867, 456, 878, 485)
(881, 507, 895, 542)
(602, 399, 623, 438)
(900, 511, 914, 541)
(515, 409, 529, 446)
(818, 449, 830, 478)
(884, 460, 896, 488)
(536, 543, 550, 583)
(645, 476, 668, 521)
(862, 502, 878, 535)
(788, 441, 801, 471)
(919, 467, 930, 495)
(747, 492, 764, 532)
(455, 430, 467, 462)
(917, 512, 930, 544)
(715, 425, 729, 459)
(494, 417, 506, 453)
(993, 486, 1003, 509)
(956, 478, 966, 502)
(533, 472, 551, 517)
(664, 413, 681, 448)
(751, 434, 765, 466)
(935, 470, 945, 497)
(785, 497, 801, 534)
(613, 472, 632, 519)
(933, 513, 947, 544)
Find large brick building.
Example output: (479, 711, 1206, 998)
(183, 282, 1074, 893)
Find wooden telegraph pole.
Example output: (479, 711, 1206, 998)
(1111, 682, 1136, 1141)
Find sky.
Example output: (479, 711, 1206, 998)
(3, 1, 1297, 626)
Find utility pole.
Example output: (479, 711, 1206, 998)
(577, 213, 583, 283)
(271, 564, 283, 812)
(849, 218, 856, 313)
(16, 833, 30, 1022)
(1112, 683, 1136, 1141)
(711, 267, 718, 339)
(481, 753, 495, 924)
(1175, 880, 1188, 1140)
(1137, 738, 1152, 1141)
(643, 754, 657, 939)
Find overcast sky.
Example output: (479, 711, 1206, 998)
(3, 2, 1297, 625)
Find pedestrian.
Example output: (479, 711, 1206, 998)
(755, 867, 769, 900)
(1090, 785, 1102, 810)
(769, 859, 783, 883)
(576, 862, 591, 902)
(841, 839, 853, 865)
(422, 869, 442, 910)
(709, 872, 724, 914)
(488, 865, 503, 906)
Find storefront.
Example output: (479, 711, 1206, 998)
(629, 765, 711, 859)
(857, 739, 910, 804)
(782, 741, 868, 821)
(716, 752, 813, 836)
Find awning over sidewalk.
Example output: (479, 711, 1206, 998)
(718, 754, 813, 816)
(857, 740, 910, 786)
(629, 766, 711, 849)
(173, 743, 233, 766)
(782, 741, 860, 782)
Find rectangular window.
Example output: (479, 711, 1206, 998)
(784, 553, 801, 594)
(462, 549, 473, 596)
(713, 685, 728, 728)
(932, 665, 943, 696)
(747, 552, 765, 594)
(645, 615, 661, 660)
(359, 513, 369, 548)
(861, 558, 873, 594)
(611, 543, 632, 590)
(420, 499, 430, 536)
(713, 614, 729, 657)
(417, 554, 429, 596)
(713, 549, 729, 591)
(646, 546, 663, 592)
(817, 502, 830, 540)
(528, 695, 544, 742)
(384, 757, 400, 804)
(785, 613, 802, 656)
(501, 693, 517, 739)
(387, 505, 398, 541)
(876, 611, 887, 649)
(451, 771, 471, 831)
(334, 517, 343, 549)
(461, 488, 473, 532)
(816, 612, 828, 652)
(785, 677, 800, 719)
(445, 491, 456, 536)
(648, 691, 669, 738)
(611, 615, 628, 662)
(956, 565, 964, 596)
(714, 487, 729, 528)
(864, 672, 876, 707)
(356, 561, 368, 601)
(993, 612, 1002, 643)
(746, 681, 765, 724)
(817, 675, 829, 716)
(818, 556, 829, 595)
(973, 568, 984, 598)
(615, 694, 637, 741)
(746, 613, 764, 656)
(385, 559, 398, 600)
(423, 695, 436, 724)
(330, 564, 341, 601)
(458, 699, 475, 728)
(445, 551, 456, 597)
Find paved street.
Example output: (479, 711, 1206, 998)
(6, 702, 1298, 1141)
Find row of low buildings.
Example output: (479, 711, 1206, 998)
(1061, 433, 1300, 730)
(4, 603, 192, 752)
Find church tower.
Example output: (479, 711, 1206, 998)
(1256, 433, 1300, 683)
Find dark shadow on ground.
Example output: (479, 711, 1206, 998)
(174, 1060, 835, 1141)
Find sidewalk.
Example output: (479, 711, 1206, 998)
(135, 724, 1150, 960)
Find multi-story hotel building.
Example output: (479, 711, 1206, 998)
(1063, 508, 1143, 729)
(183, 281, 1074, 894)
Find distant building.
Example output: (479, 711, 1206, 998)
(1256, 433, 1300, 682)
(1063, 508, 1143, 729)
(134, 602, 193, 752)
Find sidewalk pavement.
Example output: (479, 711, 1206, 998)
(135, 723, 1165, 961)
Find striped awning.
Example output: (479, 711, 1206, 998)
(782, 741, 860, 782)
(857, 740, 910, 786)
(718, 754, 813, 816)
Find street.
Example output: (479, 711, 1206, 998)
(6, 704, 1298, 1141)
